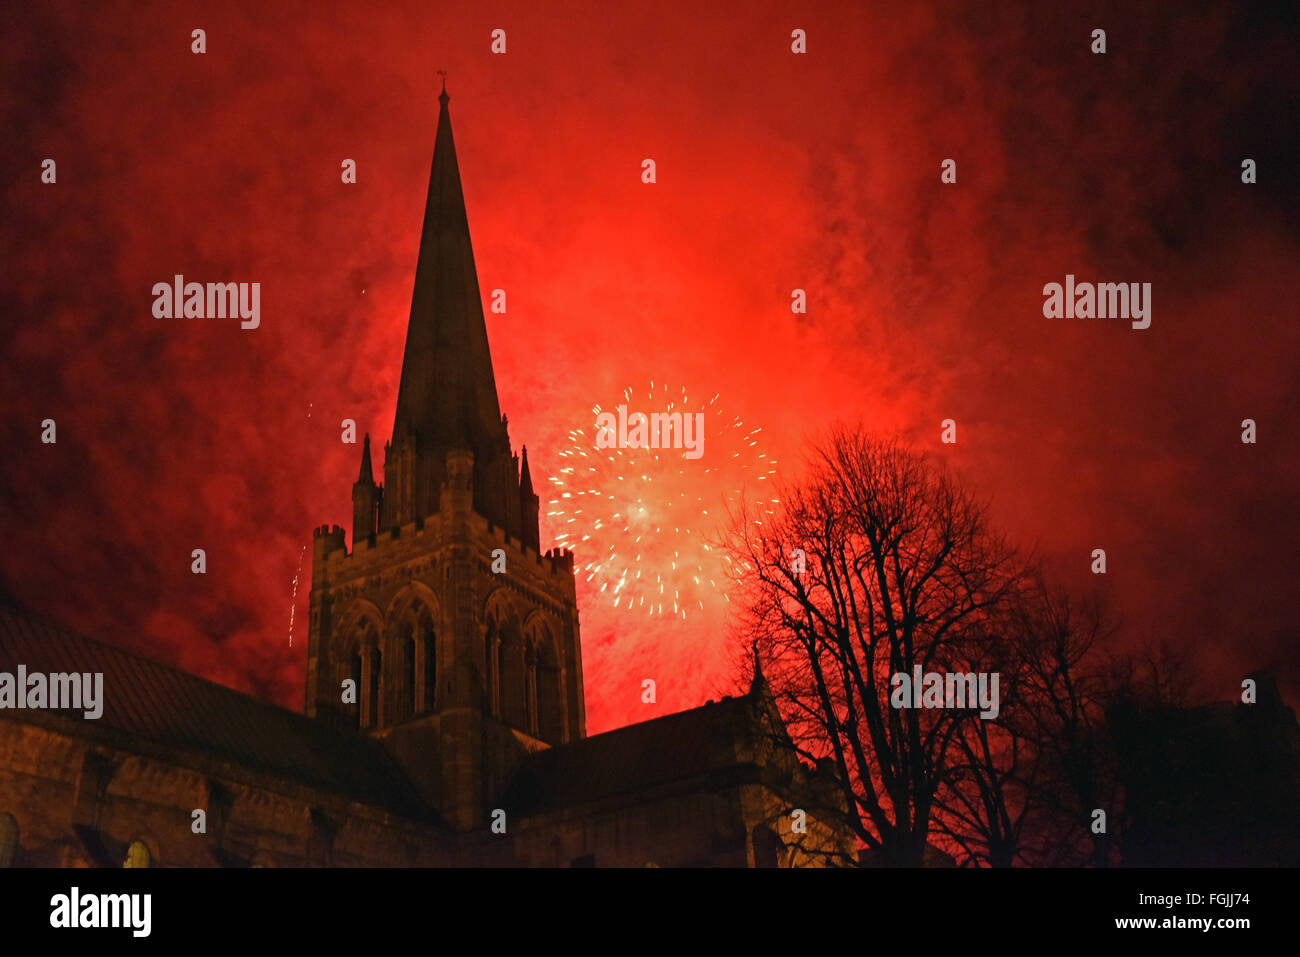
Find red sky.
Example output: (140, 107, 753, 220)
(2, 1, 1298, 733)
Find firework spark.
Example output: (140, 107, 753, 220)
(288, 545, 306, 647)
(547, 382, 778, 620)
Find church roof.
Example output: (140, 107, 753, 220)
(0, 603, 431, 821)
(504, 693, 771, 815)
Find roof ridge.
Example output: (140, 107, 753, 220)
(563, 694, 754, 748)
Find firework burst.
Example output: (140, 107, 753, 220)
(547, 382, 778, 620)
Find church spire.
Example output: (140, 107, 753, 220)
(391, 84, 503, 459)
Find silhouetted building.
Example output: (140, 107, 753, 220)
(0, 88, 847, 867)
(1109, 671, 1300, 867)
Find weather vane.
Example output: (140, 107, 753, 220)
(437, 69, 447, 92)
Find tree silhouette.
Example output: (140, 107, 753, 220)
(728, 424, 1300, 867)
(932, 579, 1127, 866)
(728, 427, 1023, 865)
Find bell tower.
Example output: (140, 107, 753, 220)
(305, 86, 585, 829)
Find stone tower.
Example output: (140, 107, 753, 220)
(305, 87, 584, 829)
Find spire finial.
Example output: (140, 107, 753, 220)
(437, 70, 448, 104)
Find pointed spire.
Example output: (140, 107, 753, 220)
(519, 445, 534, 496)
(357, 433, 375, 485)
(391, 83, 503, 456)
(748, 643, 769, 698)
(352, 433, 381, 543)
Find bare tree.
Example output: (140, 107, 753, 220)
(933, 576, 1127, 867)
(929, 624, 1037, 867)
(728, 426, 1024, 865)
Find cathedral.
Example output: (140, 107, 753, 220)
(0, 87, 848, 868)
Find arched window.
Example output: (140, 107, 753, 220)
(124, 839, 151, 868)
(422, 620, 437, 712)
(350, 652, 363, 730)
(404, 622, 417, 719)
(343, 615, 380, 731)
(524, 646, 539, 736)
(490, 610, 524, 728)
(539, 649, 564, 743)
(368, 648, 382, 728)
(0, 814, 18, 868)
(524, 623, 564, 743)
(401, 608, 436, 717)
(484, 619, 501, 716)
(494, 635, 506, 718)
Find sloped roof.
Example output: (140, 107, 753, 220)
(505, 693, 768, 815)
(0, 603, 431, 820)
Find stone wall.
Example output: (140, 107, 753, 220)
(0, 716, 450, 867)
